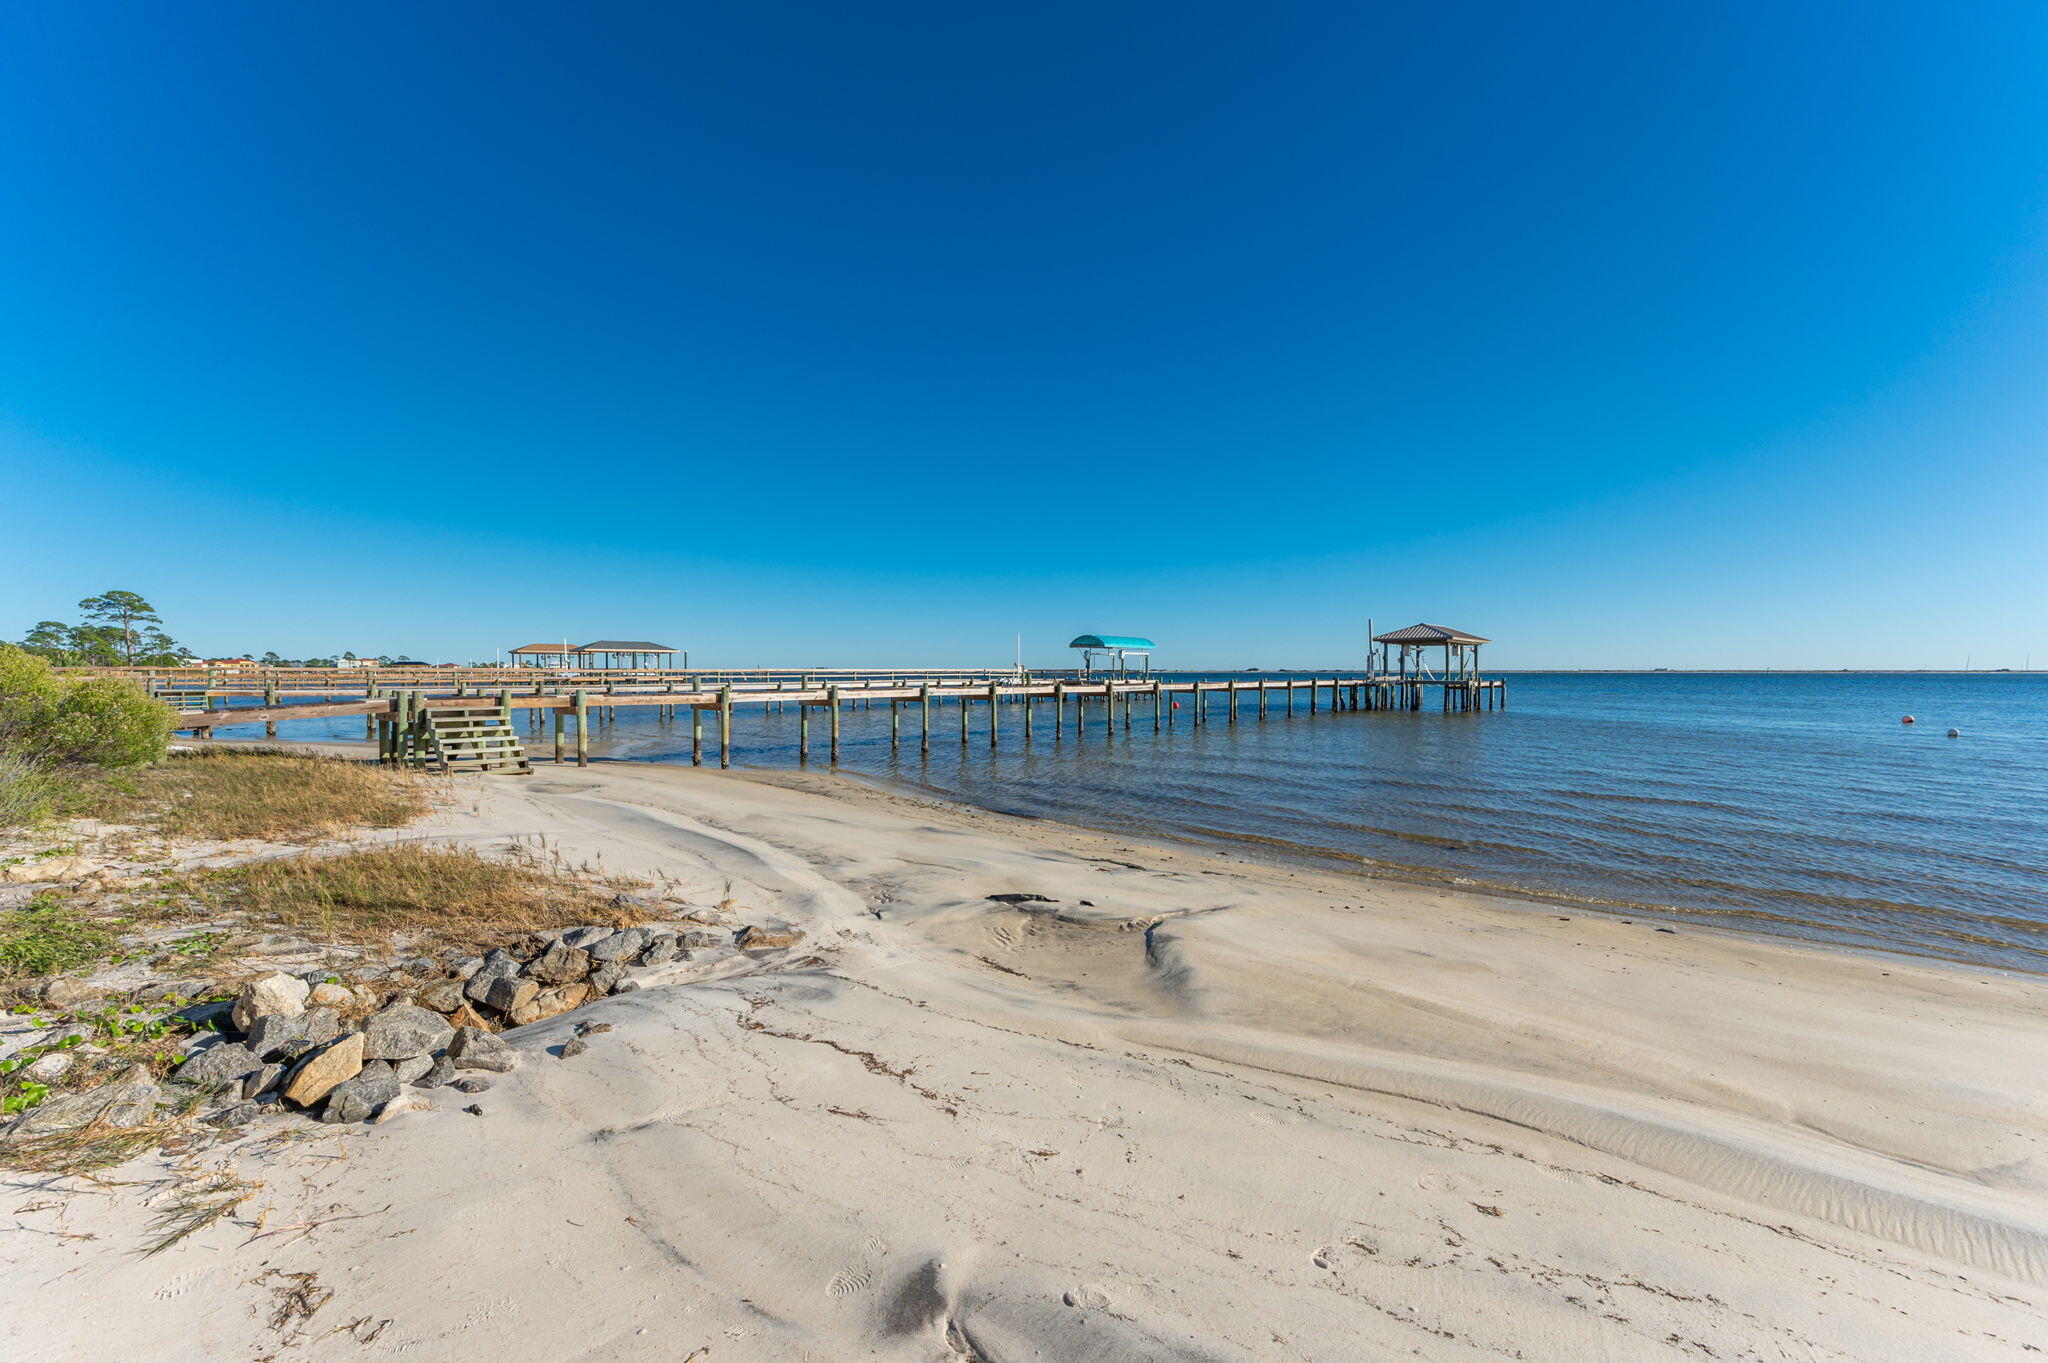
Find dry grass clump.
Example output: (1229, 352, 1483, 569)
(183, 843, 644, 954)
(93, 749, 430, 842)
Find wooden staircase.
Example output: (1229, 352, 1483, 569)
(411, 704, 532, 775)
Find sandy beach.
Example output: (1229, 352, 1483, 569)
(6, 756, 2046, 1361)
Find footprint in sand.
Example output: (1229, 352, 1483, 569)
(1062, 1285, 1113, 1311)
(827, 1267, 873, 1298)
(1418, 1172, 1460, 1192)
(152, 1270, 201, 1301)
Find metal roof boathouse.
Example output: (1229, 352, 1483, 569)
(1070, 634, 1156, 678)
(508, 640, 681, 669)
(1369, 623, 1500, 711)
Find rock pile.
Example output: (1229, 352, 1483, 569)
(162, 920, 781, 1126)
(2, 913, 808, 1141)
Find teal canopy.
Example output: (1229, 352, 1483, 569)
(1068, 634, 1155, 650)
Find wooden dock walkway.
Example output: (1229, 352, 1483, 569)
(157, 672, 1507, 770)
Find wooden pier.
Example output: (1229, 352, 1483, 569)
(152, 671, 1507, 771)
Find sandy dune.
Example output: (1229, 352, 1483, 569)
(6, 760, 2046, 1361)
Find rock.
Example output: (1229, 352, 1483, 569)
(282, 1031, 366, 1107)
(1, 856, 94, 884)
(588, 960, 625, 995)
(417, 978, 467, 1013)
(242, 1063, 284, 1100)
(448, 1027, 519, 1073)
(463, 1103, 484, 1116)
(574, 1020, 614, 1036)
(39, 978, 102, 1010)
(181, 1031, 225, 1058)
(174, 1041, 265, 1088)
(587, 928, 650, 962)
(637, 934, 678, 966)
(169, 999, 235, 1031)
(243, 1011, 308, 1061)
(557, 1038, 588, 1059)
(307, 981, 353, 1008)
(451, 955, 486, 981)
(507, 982, 593, 1026)
(609, 977, 641, 996)
(463, 947, 524, 999)
(361, 1004, 454, 1061)
(527, 941, 591, 984)
(446, 1002, 494, 1032)
(451, 1076, 491, 1095)
(737, 924, 804, 950)
(319, 1065, 399, 1123)
(482, 975, 539, 1013)
(413, 1054, 456, 1089)
(23, 1052, 74, 1083)
(242, 934, 318, 957)
(676, 928, 732, 950)
(5, 1065, 160, 1141)
(559, 925, 614, 949)
(286, 1008, 343, 1059)
(372, 1091, 429, 1123)
(205, 1101, 260, 1129)
(987, 893, 1057, 904)
(389, 1054, 434, 1085)
(230, 972, 310, 1032)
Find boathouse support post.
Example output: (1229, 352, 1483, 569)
(798, 696, 811, 763)
(553, 706, 565, 765)
(988, 681, 999, 748)
(829, 686, 841, 763)
(1053, 682, 1066, 741)
(718, 686, 734, 768)
(691, 699, 704, 764)
(574, 690, 589, 767)
(919, 685, 931, 754)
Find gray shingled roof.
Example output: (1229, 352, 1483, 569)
(1372, 623, 1490, 645)
(574, 640, 677, 652)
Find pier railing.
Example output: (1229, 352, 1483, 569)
(153, 672, 1506, 770)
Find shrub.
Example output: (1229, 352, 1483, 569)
(0, 752, 72, 829)
(0, 645, 170, 770)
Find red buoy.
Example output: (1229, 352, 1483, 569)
(1901, 715, 1915, 724)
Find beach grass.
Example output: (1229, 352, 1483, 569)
(0, 894, 117, 982)
(177, 842, 646, 953)
(91, 749, 430, 842)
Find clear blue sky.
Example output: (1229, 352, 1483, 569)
(3, 3, 2045, 669)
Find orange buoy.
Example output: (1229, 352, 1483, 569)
(1947, 728, 1961, 738)
(1901, 715, 1915, 724)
